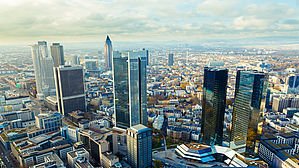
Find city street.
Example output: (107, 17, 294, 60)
(0, 142, 19, 168)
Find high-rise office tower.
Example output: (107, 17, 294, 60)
(50, 43, 65, 67)
(31, 41, 56, 100)
(201, 67, 228, 145)
(113, 50, 147, 129)
(104, 35, 113, 69)
(230, 70, 268, 154)
(285, 75, 299, 94)
(127, 124, 152, 168)
(54, 65, 86, 116)
(143, 48, 149, 65)
(168, 53, 174, 66)
(71, 55, 79, 65)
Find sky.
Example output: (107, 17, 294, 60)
(0, 0, 298, 45)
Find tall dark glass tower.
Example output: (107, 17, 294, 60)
(230, 70, 268, 154)
(104, 35, 113, 69)
(54, 65, 86, 116)
(113, 50, 147, 129)
(143, 48, 149, 66)
(201, 67, 228, 145)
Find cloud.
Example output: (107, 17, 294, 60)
(230, 2, 298, 32)
(0, 0, 298, 44)
(197, 0, 239, 16)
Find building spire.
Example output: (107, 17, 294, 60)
(106, 35, 111, 42)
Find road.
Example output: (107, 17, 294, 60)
(0, 141, 19, 168)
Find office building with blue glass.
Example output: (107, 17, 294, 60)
(230, 70, 268, 154)
(113, 50, 147, 129)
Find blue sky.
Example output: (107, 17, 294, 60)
(0, 0, 298, 45)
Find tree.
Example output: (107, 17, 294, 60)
(154, 160, 163, 168)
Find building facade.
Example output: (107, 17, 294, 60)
(54, 65, 86, 116)
(230, 70, 268, 154)
(127, 124, 152, 168)
(113, 50, 147, 129)
(201, 67, 228, 145)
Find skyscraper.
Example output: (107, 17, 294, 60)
(143, 48, 149, 65)
(50, 43, 64, 67)
(230, 70, 268, 154)
(168, 53, 173, 66)
(201, 67, 228, 145)
(285, 75, 299, 94)
(71, 55, 79, 65)
(104, 35, 113, 69)
(113, 50, 147, 129)
(31, 41, 56, 100)
(127, 124, 152, 168)
(54, 65, 86, 116)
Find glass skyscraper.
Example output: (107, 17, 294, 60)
(113, 50, 147, 129)
(286, 75, 299, 94)
(230, 70, 268, 154)
(201, 67, 228, 145)
(142, 48, 149, 65)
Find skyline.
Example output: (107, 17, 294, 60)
(0, 0, 298, 46)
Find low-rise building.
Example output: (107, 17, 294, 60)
(61, 126, 80, 143)
(67, 148, 90, 168)
(0, 128, 27, 150)
(31, 153, 65, 168)
(101, 152, 119, 168)
(258, 132, 299, 168)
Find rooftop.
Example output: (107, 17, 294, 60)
(36, 112, 61, 119)
(186, 143, 210, 151)
(129, 124, 151, 133)
(103, 152, 118, 160)
(68, 148, 89, 158)
(28, 134, 51, 144)
(280, 132, 295, 138)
